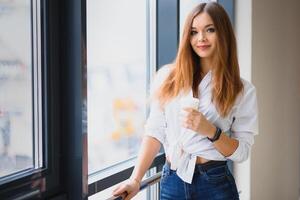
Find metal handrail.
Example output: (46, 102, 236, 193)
(106, 172, 162, 200)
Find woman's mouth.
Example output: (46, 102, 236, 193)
(196, 45, 211, 51)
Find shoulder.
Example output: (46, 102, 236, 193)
(152, 64, 174, 86)
(241, 78, 256, 94)
(234, 78, 258, 110)
(149, 64, 174, 95)
(155, 64, 174, 79)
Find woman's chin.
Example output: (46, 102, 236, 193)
(197, 53, 212, 59)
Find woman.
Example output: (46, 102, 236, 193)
(113, 2, 258, 200)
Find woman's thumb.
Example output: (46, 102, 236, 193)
(113, 185, 126, 196)
(124, 192, 135, 200)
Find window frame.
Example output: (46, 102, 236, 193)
(0, 0, 87, 199)
(0, 0, 63, 198)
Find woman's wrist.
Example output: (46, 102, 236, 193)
(207, 126, 222, 142)
(130, 177, 141, 188)
(207, 124, 217, 139)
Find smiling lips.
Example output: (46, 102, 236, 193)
(196, 44, 211, 51)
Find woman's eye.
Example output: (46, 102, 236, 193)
(190, 30, 197, 35)
(207, 27, 215, 33)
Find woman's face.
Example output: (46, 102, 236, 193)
(190, 12, 217, 59)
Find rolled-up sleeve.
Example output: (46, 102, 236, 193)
(144, 67, 170, 144)
(226, 84, 259, 163)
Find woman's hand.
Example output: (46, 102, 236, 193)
(181, 107, 216, 138)
(112, 178, 140, 200)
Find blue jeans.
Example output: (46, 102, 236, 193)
(160, 161, 239, 200)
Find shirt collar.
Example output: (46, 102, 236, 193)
(199, 70, 212, 91)
(178, 69, 212, 99)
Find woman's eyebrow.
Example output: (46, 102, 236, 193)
(204, 24, 214, 28)
(191, 23, 214, 30)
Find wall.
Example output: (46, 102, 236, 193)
(234, 0, 252, 199)
(251, 0, 300, 199)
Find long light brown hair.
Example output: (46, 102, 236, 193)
(157, 2, 243, 117)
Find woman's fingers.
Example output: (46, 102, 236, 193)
(112, 185, 120, 193)
(124, 192, 135, 200)
(183, 107, 194, 112)
(183, 108, 201, 118)
(112, 180, 140, 200)
(120, 192, 128, 199)
(112, 184, 127, 196)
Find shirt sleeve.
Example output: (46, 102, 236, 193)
(144, 67, 170, 144)
(226, 82, 259, 163)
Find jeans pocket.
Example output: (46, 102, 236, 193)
(204, 165, 227, 183)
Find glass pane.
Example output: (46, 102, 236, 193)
(0, 1, 33, 177)
(87, 0, 148, 174)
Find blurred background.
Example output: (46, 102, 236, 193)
(0, 0, 33, 178)
(0, 0, 299, 199)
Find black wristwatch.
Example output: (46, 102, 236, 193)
(207, 127, 222, 142)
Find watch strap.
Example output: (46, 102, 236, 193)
(207, 127, 222, 142)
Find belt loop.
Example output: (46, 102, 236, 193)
(195, 164, 205, 175)
(163, 162, 171, 176)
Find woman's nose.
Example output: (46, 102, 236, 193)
(197, 32, 206, 42)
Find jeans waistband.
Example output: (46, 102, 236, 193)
(165, 159, 227, 173)
(195, 160, 227, 172)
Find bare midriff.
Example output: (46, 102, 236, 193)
(196, 156, 210, 164)
(166, 156, 211, 165)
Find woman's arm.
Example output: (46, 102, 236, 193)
(182, 83, 258, 162)
(112, 136, 161, 200)
(130, 136, 162, 182)
(113, 67, 170, 199)
(206, 128, 239, 157)
(182, 109, 239, 157)
(182, 107, 254, 161)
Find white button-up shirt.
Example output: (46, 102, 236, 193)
(144, 65, 259, 184)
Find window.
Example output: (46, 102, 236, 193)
(0, 0, 42, 180)
(87, 0, 180, 198)
(87, 0, 148, 174)
(0, 0, 78, 198)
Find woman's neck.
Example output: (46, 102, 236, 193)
(200, 58, 212, 77)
